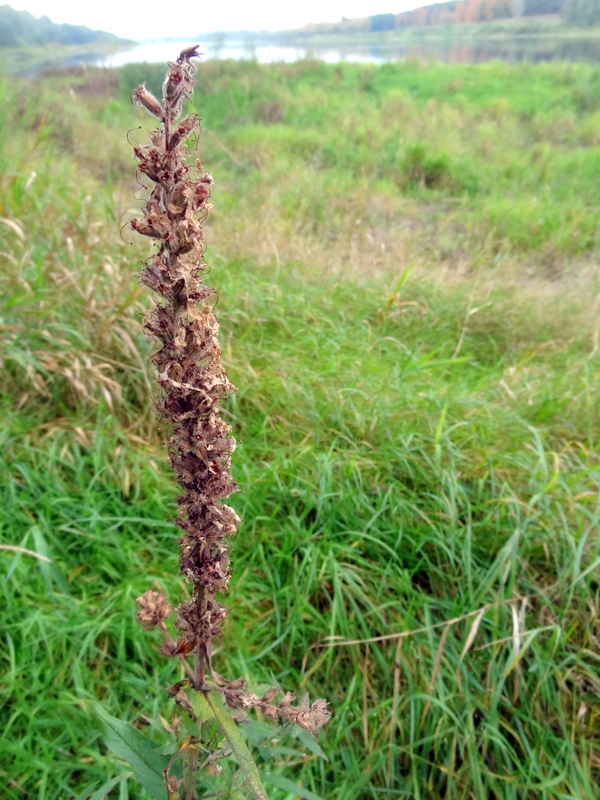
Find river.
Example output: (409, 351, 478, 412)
(93, 35, 600, 68)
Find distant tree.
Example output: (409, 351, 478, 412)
(455, 1, 469, 22)
(369, 13, 396, 32)
(523, 0, 561, 13)
(563, 0, 600, 25)
(0, 6, 41, 46)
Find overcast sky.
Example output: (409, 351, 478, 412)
(7, 1, 433, 40)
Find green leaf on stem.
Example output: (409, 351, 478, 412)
(88, 702, 169, 800)
(291, 725, 328, 761)
(202, 690, 269, 800)
(263, 772, 324, 800)
(192, 690, 214, 724)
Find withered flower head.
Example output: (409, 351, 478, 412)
(221, 683, 331, 733)
(136, 590, 172, 631)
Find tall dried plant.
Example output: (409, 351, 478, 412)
(124, 47, 329, 800)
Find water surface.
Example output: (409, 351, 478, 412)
(95, 35, 600, 68)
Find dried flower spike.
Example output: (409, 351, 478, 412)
(131, 46, 239, 685)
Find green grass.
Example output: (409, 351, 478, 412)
(0, 59, 599, 799)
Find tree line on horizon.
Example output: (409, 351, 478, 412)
(0, 4, 130, 47)
(296, 0, 600, 35)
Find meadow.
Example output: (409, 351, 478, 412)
(0, 56, 599, 799)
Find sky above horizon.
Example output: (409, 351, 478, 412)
(6, 1, 435, 40)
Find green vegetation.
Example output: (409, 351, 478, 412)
(1, 58, 599, 799)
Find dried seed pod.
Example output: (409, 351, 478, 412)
(132, 85, 164, 119)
